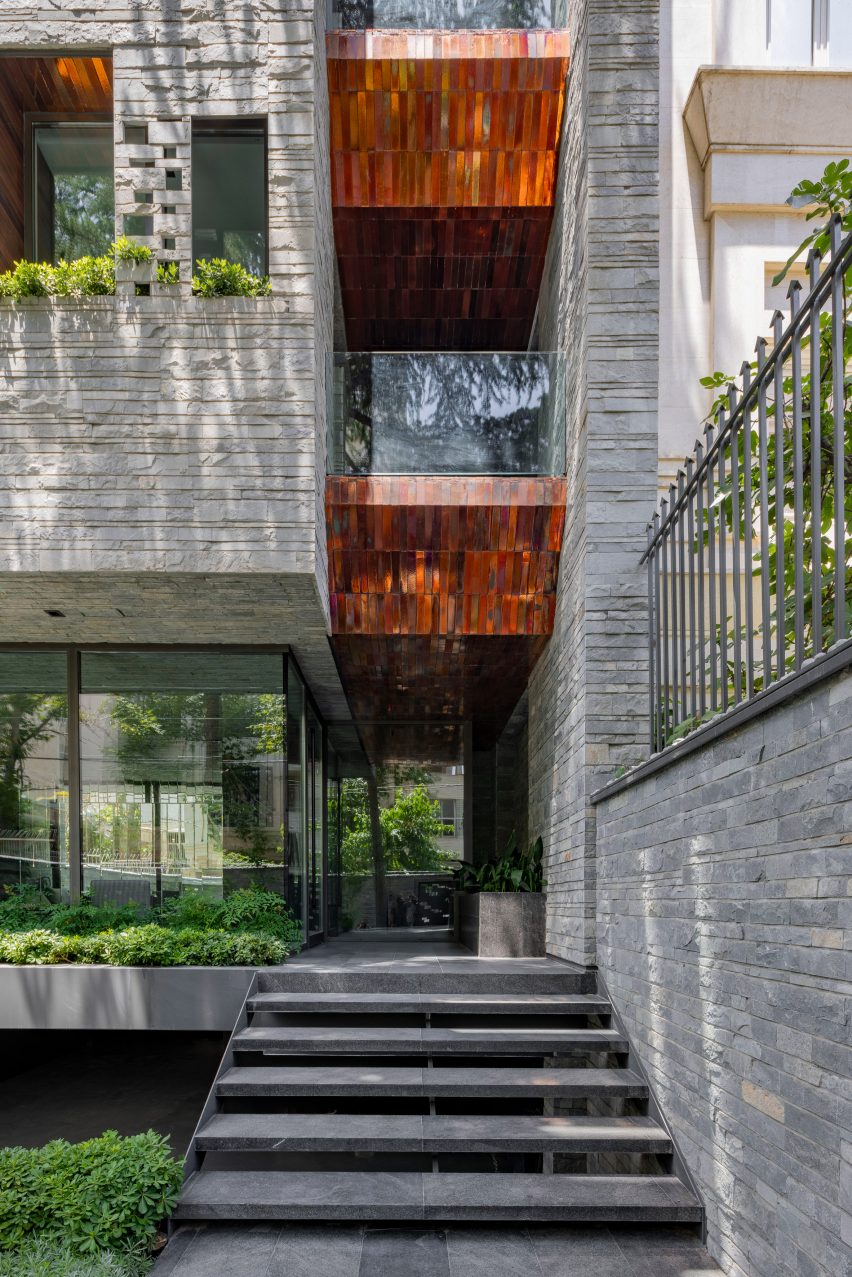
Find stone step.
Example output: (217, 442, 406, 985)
(216, 1065, 648, 1099)
(248, 992, 611, 1017)
(174, 1171, 702, 1223)
(257, 968, 595, 996)
(233, 1026, 628, 1056)
(195, 1113, 671, 1154)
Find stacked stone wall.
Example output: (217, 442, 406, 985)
(528, 0, 661, 965)
(595, 669, 852, 1277)
(0, 2, 331, 608)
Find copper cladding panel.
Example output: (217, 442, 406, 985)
(327, 29, 570, 351)
(327, 476, 567, 750)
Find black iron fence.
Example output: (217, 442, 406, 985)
(644, 215, 852, 753)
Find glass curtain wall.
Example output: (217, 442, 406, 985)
(32, 121, 114, 262)
(0, 648, 329, 940)
(0, 653, 70, 899)
(79, 653, 286, 908)
(306, 705, 325, 939)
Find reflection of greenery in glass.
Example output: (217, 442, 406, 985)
(0, 695, 66, 831)
(80, 692, 286, 870)
(333, 0, 554, 28)
(330, 776, 449, 875)
(342, 353, 558, 475)
(53, 174, 114, 262)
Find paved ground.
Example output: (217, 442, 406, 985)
(154, 1222, 722, 1276)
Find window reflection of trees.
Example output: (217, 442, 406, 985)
(331, 0, 554, 29)
(341, 353, 557, 475)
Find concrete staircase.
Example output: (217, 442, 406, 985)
(174, 964, 702, 1226)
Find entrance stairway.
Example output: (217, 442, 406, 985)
(174, 962, 702, 1225)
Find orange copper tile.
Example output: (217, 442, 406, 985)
(326, 475, 567, 640)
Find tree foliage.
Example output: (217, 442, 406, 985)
(330, 777, 449, 875)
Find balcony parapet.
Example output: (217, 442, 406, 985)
(328, 0, 565, 30)
(328, 352, 566, 477)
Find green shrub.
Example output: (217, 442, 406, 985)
(191, 258, 271, 297)
(0, 924, 287, 967)
(220, 886, 303, 948)
(0, 885, 297, 966)
(0, 1131, 182, 1256)
(111, 237, 153, 265)
(0, 889, 140, 936)
(156, 262, 180, 285)
(0, 1237, 151, 1276)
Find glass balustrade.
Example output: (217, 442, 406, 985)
(328, 352, 566, 476)
(327, 0, 562, 30)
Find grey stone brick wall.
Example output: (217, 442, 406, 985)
(595, 668, 852, 1277)
(528, 0, 660, 966)
(0, 1, 333, 628)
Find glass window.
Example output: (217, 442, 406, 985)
(0, 653, 69, 899)
(307, 706, 324, 936)
(767, 0, 814, 64)
(829, 0, 852, 64)
(192, 122, 267, 276)
(32, 121, 114, 262)
(286, 664, 305, 933)
(79, 653, 284, 908)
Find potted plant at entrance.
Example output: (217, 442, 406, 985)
(453, 833, 546, 957)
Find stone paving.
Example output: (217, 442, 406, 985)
(154, 1222, 722, 1276)
(153, 932, 722, 1276)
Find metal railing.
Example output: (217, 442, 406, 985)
(644, 215, 852, 753)
(327, 0, 561, 30)
(328, 351, 566, 476)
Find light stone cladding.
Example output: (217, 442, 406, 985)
(595, 668, 852, 1277)
(0, 2, 343, 716)
(527, 0, 660, 966)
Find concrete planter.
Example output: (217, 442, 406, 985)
(115, 259, 156, 296)
(0, 965, 255, 1030)
(454, 890, 546, 957)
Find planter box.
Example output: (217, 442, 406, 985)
(454, 890, 546, 957)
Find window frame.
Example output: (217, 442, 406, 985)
(190, 116, 269, 277)
(24, 111, 114, 262)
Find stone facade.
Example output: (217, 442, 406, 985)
(595, 669, 852, 1277)
(0, 1, 338, 705)
(528, 0, 661, 966)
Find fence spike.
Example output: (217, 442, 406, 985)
(830, 212, 843, 258)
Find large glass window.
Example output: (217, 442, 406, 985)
(285, 664, 306, 932)
(79, 653, 285, 908)
(307, 706, 324, 937)
(0, 653, 69, 899)
(192, 121, 267, 275)
(31, 121, 114, 262)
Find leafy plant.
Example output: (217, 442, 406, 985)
(191, 258, 271, 298)
(156, 262, 180, 285)
(0, 1236, 152, 1276)
(111, 237, 153, 265)
(0, 924, 287, 967)
(0, 1131, 181, 1256)
(772, 158, 852, 286)
(454, 833, 545, 894)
